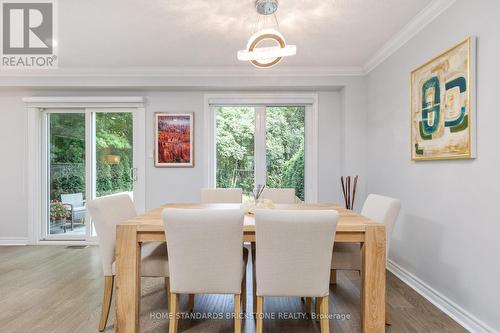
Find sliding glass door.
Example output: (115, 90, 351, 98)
(46, 111, 87, 237)
(215, 105, 305, 201)
(42, 108, 142, 241)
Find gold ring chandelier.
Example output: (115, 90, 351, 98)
(237, 0, 296, 68)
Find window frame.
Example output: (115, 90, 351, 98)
(204, 93, 318, 203)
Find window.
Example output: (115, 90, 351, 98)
(266, 106, 305, 200)
(216, 106, 256, 199)
(209, 97, 316, 202)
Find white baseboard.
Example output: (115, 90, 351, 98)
(387, 259, 498, 333)
(0, 237, 97, 246)
(36, 240, 98, 246)
(0, 237, 29, 246)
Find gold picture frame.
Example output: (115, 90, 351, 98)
(154, 112, 195, 167)
(410, 37, 476, 160)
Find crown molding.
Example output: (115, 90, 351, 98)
(0, 66, 364, 78)
(0, 66, 365, 87)
(362, 0, 457, 74)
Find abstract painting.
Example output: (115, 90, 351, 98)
(411, 37, 476, 160)
(154, 113, 194, 167)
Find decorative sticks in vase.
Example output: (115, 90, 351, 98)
(253, 184, 266, 202)
(341, 175, 358, 210)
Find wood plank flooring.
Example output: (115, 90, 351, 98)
(0, 246, 467, 333)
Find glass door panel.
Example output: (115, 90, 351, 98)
(47, 112, 86, 236)
(215, 106, 255, 202)
(95, 112, 134, 198)
(265, 106, 305, 201)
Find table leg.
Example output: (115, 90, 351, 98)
(361, 225, 386, 333)
(115, 225, 141, 333)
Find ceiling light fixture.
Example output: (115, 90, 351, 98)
(237, 0, 296, 68)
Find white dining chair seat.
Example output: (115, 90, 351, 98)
(331, 243, 361, 270)
(112, 242, 169, 277)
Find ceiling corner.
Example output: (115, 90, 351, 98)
(362, 0, 457, 75)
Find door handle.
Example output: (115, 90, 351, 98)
(129, 167, 138, 182)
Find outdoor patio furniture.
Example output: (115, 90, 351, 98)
(61, 193, 86, 231)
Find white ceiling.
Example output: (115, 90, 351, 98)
(56, 0, 432, 69)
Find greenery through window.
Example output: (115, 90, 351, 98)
(216, 107, 255, 197)
(49, 112, 133, 202)
(215, 106, 305, 201)
(266, 106, 305, 200)
(49, 113, 86, 202)
(95, 112, 133, 197)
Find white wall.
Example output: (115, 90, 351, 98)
(366, 1, 500, 331)
(0, 90, 30, 239)
(0, 82, 367, 240)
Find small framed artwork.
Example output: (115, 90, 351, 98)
(411, 37, 476, 160)
(154, 112, 194, 167)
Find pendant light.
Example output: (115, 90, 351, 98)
(237, 0, 296, 68)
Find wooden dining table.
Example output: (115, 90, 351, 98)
(114, 203, 386, 333)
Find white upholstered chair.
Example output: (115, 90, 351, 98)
(201, 188, 243, 203)
(330, 193, 401, 324)
(162, 208, 247, 333)
(259, 188, 296, 204)
(254, 209, 339, 333)
(86, 194, 170, 332)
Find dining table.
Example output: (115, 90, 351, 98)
(114, 203, 386, 333)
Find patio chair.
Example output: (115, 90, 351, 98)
(61, 193, 86, 231)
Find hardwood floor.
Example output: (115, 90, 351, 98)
(0, 246, 466, 333)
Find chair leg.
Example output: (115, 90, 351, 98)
(187, 294, 195, 312)
(385, 299, 392, 325)
(315, 297, 321, 322)
(256, 296, 264, 333)
(234, 294, 241, 333)
(329, 269, 337, 285)
(319, 296, 329, 333)
(98, 276, 114, 332)
(251, 243, 257, 315)
(305, 297, 312, 319)
(169, 293, 180, 333)
(164, 277, 171, 311)
(241, 273, 247, 313)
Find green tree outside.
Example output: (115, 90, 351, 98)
(49, 112, 133, 201)
(216, 106, 305, 201)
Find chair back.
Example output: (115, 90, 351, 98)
(260, 188, 296, 204)
(361, 194, 401, 255)
(163, 208, 244, 294)
(86, 194, 137, 276)
(61, 193, 84, 207)
(255, 209, 338, 297)
(200, 188, 243, 203)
